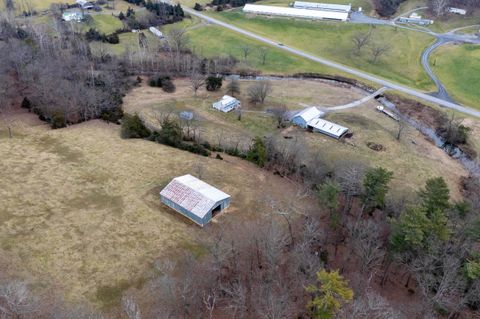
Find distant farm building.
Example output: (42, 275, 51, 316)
(76, 0, 94, 9)
(149, 26, 164, 38)
(307, 118, 348, 139)
(243, 4, 349, 21)
(398, 13, 433, 25)
(291, 106, 348, 139)
(160, 174, 231, 227)
(448, 7, 467, 15)
(62, 11, 83, 22)
(293, 1, 352, 13)
(213, 95, 240, 113)
(291, 106, 325, 128)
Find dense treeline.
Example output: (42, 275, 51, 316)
(0, 14, 128, 128)
(374, 0, 407, 16)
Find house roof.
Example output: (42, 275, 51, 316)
(293, 1, 352, 12)
(293, 107, 323, 123)
(160, 174, 230, 218)
(243, 4, 349, 21)
(307, 118, 348, 138)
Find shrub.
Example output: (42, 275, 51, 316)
(194, 2, 203, 10)
(246, 136, 267, 167)
(101, 107, 124, 124)
(105, 33, 119, 44)
(149, 79, 157, 87)
(216, 154, 223, 160)
(162, 78, 176, 93)
(21, 97, 31, 109)
(121, 113, 151, 138)
(155, 117, 183, 146)
(51, 112, 66, 129)
(206, 76, 223, 91)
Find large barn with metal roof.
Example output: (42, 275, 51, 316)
(160, 174, 231, 227)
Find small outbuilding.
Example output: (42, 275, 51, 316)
(448, 7, 467, 15)
(62, 11, 83, 22)
(160, 174, 231, 227)
(212, 95, 241, 113)
(307, 118, 348, 139)
(149, 26, 164, 38)
(291, 106, 324, 128)
(76, 0, 94, 9)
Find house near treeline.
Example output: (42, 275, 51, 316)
(76, 0, 94, 10)
(212, 95, 241, 113)
(160, 174, 231, 227)
(291, 106, 348, 139)
(62, 11, 84, 22)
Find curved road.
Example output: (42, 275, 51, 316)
(421, 38, 453, 102)
(184, 8, 480, 117)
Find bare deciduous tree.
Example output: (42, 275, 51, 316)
(0, 280, 38, 319)
(122, 294, 141, 319)
(370, 42, 390, 63)
(270, 104, 287, 127)
(248, 80, 272, 105)
(226, 78, 241, 97)
(352, 29, 372, 55)
(189, 67, 206, 97)
(430, 0, 450, 16)
(258, 47, 268, 65)
(240, 45, 251, 62)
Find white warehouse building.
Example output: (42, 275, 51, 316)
(293, 1, 352, 12)
(243, 4, 349, 21)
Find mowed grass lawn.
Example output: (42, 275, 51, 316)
(186, 24, 347, 76)
(84, 14, 124, 34)
(431, 44, 480, 109)
(204, 10, 435, 90)
(0, 116, 302, 305)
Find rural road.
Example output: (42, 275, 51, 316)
(183, 8, 480, 117)
(421, 38, 454, 102)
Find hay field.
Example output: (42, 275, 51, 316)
(124, 78, 468, 197)
(0, 115, 305, 306)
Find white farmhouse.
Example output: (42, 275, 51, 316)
(62, 11, 83, 22)
(76, 0, 94, 9)
(212, 95, 240, 113)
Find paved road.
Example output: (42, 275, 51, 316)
(184, 8, 480, 117)
(421, 38, 454, 102)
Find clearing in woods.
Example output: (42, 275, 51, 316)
(0, 112, 310, 306)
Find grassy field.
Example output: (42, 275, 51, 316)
(124, 78, 468, 197)
(84, 14, 124, 34)
(203, 10, 435, 90)
(430, 43, 480, 109)
(0, 112, 307, 306)
(185, 24, 347, 76)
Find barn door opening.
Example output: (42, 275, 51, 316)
(212, 204, 222, 217)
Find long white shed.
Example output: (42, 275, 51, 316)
(243, 4, 349, 21)
(307, 118, 348, 139)
(293, 1, 352, 12)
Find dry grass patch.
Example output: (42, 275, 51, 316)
(0, 117, 308, 305)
